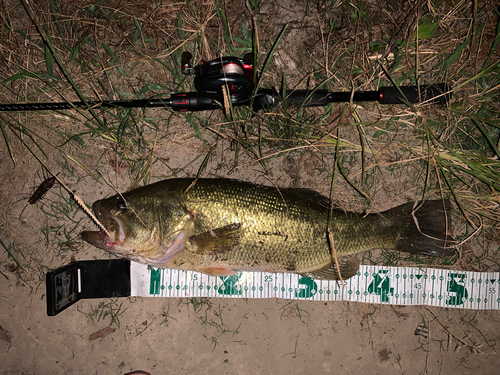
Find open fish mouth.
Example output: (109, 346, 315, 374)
(81, 216, 126, 252)
(81, 214, 189, 267)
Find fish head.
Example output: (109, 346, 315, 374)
(81, 190, 193, 267)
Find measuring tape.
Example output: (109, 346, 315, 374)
(130, 262, 500, 310)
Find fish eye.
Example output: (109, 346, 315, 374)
(116, 200, 129, 211)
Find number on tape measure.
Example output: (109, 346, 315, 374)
(129, 264, 500, 310)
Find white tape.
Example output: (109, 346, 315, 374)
(130, 262, 500, 310)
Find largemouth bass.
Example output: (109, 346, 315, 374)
(81, 178, 455, 280)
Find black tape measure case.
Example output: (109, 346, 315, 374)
(46, 259, 131, 316)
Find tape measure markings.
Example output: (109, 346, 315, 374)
(130, 263, 500, 310)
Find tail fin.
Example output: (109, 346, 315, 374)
(389, 200, 455, 257)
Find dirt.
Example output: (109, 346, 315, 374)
(1, 0, 500, 374)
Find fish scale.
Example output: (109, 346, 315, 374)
(180, 180, 334, 273)
(82, 178, 455, 280)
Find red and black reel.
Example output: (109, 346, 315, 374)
(181, 52, 255, 105)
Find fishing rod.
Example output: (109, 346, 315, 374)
(0, 52, 451, 113)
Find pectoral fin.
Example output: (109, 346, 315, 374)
(301, 258, 360, 280)
(190, 223, 241, 255)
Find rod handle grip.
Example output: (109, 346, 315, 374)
(379, 83, 452, 104)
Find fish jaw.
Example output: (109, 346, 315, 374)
(81, 215, 127, 253)
(82, 227, 188, 267)
(81, 230, 111, 250)
(81, 213, 190, 267)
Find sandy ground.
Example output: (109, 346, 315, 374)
(2, 275, 500, 374)
(1, 0, 500, 374)
(2, 116, 499, 375)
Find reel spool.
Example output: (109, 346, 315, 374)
(182, 52, 255, 105)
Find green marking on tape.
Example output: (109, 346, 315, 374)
(149, 266, 161, 295)
(295, 277, 318, 299)
(129, 263, 500, 310)
(446, 273, 468, 306)
(368, 270, 394, 303)
(218, 272, 242, 296)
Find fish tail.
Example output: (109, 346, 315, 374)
(389, 199, 455, 257)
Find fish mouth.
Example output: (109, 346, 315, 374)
(81, 214, 187, 267)
(81, 216, 126, 252)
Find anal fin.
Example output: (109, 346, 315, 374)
(301, 258, 360, 280)
(198, 267, 237, 277)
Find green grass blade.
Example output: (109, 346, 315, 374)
(255, 24, 288, 93)
(482, 8, 500, 69)
(0, 236, 27, 271)
(440, 36, 471, 72)
(44, 36, 55, 77)
(0, 116, 15, 165)
(453, 60, 500, 90)
(417, 22, 438, 40)
(196, 143, 216, 179)
(30, 21, 115, 138)
(472, 118, 500, 158)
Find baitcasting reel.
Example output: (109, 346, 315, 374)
(180, 51, 256, 106)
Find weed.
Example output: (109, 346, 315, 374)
(279, 301, 311, 323)
(79, 299, 127, 328)
(187, 299, 242, 350)
(246, 0, 262, 14)
(0, 237, 26, 272)
(280, 335, 301, 358)
(186, 297, 211, 314)
(206, 336, 219, 351)
(454, 357, 473, 370)
(199, 303, 242, 336)
(159, 303, 177, 326)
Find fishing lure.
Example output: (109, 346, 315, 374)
(27, 173, 59, 204)
(19, 172, 59, 218)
